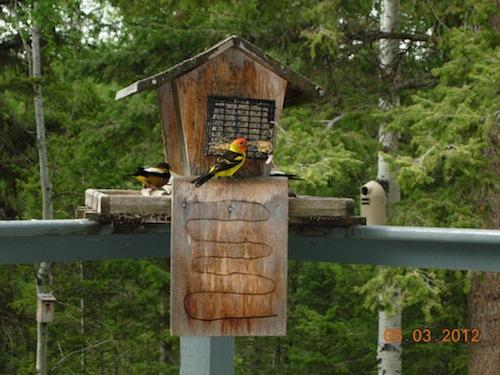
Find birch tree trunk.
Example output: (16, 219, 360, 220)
(377, 1, 402, 374)
(378, 0, 401, 205)
(377, 309, 402, 375)
(32, 21, 53, 375)
(32, 28, 53, 220)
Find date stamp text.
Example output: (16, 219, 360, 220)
(384, 328, 480, 344)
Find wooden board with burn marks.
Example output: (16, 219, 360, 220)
(171, 177, 288, 336)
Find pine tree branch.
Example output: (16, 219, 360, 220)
(348, 31, 435, 43)
(394, 77, 438, 91)
(52, 191, 82, 199)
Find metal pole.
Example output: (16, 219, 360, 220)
(180, 337, 235, 375)
(1, 220, 500, 271)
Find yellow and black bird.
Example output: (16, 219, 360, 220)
(132, 162, 171, 189)
(191, 137, 248, 187)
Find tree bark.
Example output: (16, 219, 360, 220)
(32, 25, 53, 220)
(377, 309, 402, 375)
(468, 137, 500, 374)
(377, 1, 402, 374)
(377, 0, 401, 205)
(468, 273, 500, 374)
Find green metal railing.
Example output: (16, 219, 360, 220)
(1, 219, 499, 374)
(1, 219, 499, 271)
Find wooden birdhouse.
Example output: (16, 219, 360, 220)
(115, 36, 324, 337)
(36, 293, 56, 323)
(116, 35, 323, 177)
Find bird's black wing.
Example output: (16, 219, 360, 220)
(210, 150, 245, 173)
(142, 170, 170, 178)
(133, 167, 170, 178)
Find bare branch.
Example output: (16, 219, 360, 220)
(416, 145, 436, 166)
(50, 339, 115, 372)
(319, 113, 347, 129)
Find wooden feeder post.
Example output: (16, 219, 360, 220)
(116, 36, 323, 337)
(171, 177, 288, 335)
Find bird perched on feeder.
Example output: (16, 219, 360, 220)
(191, 137, 248, 187)
(265, 152, 302, 180)
(132, 162, 171, 190)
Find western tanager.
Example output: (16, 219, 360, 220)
(191, 137, 248, 187)
(132, 162, 171, 189)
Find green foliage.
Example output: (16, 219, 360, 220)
(357, 267, 446, 319)
(386, 30, 499, 227)
(236, 263, 377, 374)
(1, 0, 498, 373)
(275, 106, 379, 199)
(401, 270, 470, 375)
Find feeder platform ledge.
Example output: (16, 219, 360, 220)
(79, 188, 365, 226)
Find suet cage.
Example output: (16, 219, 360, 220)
(205, 95, 275, 159)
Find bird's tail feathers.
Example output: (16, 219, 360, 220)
(126, 166, 144, 178)
(270, 172, 303, 180)
(282, 174, 303, 180)
(191, 173, 214, 187)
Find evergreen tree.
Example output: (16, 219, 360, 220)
(0, 1, 497, 373)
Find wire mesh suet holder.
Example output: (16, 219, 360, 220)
(205, 95, 276, 159)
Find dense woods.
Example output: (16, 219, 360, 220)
(1, 0, 498, 374)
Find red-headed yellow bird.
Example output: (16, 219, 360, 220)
(191, 137, 248, 187)
(132, 162, 171, 189)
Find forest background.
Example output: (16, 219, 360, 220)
(0, 0, 498, 374)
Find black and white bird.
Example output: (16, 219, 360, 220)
(131, 162, 171, 190)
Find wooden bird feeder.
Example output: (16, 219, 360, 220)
(116, 35, 324, 177)
(89, 36, 360, 337)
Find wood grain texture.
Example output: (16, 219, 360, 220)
(174, 48, 287, 176)
(289, 196, 354, 217)
(84, 189, 171, 216)
(84, 189, 355, 222)
(116, 35, 323, 104)
(171, 177, 288, 336)
(157, 83, 187, 175)
(184, 200, 269, 221)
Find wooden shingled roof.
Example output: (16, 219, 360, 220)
(115, 35, 324, 105)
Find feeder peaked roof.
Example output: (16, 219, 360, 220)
(115, 35, 324, 105)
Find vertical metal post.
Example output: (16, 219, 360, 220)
(180, 337, 235, 375)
